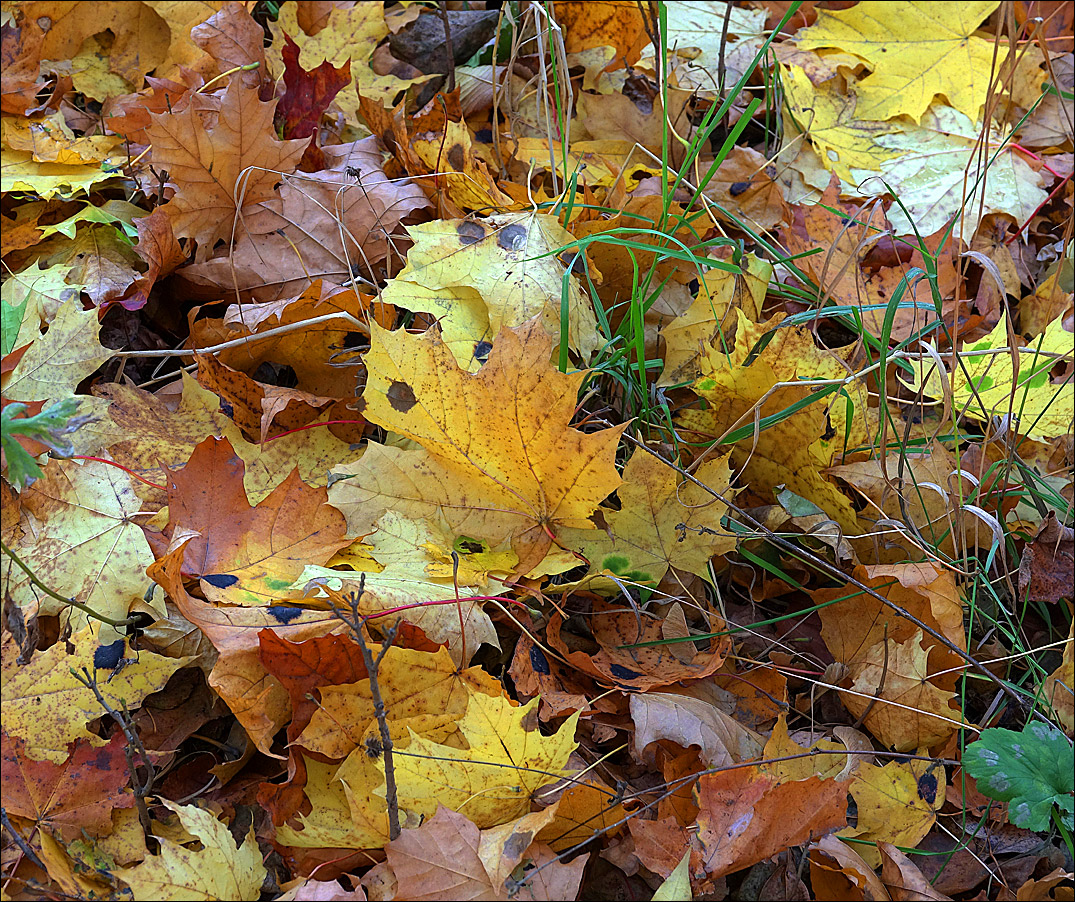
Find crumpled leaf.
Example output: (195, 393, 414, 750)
(116, 800, 267, 902)
(372, 805, 587, 902)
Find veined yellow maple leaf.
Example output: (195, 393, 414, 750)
(330, 319, 624, 575)
(378, 694, 579, 828)
(795, 1, 1001, 124)
(116, 801, 265, 901)
(902, 312, 1074, 441)
(381, 214, 601, 370)
(677, 309, 875, 536)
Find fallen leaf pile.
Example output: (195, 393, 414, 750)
(1, 2, 1072, 901)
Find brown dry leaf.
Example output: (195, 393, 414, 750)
(547, 597, 731, 691)
(374, 805, 587, 902)
(553, 1, 649, 66)
(145, 75, 308, 256)
(1041, 622, 1074, 736)
(878, 841, 951, 901)
(846, 632, 962, 751)
(809, 834, 891, 902)
(330, 318, 624, 575)
(1019, 512, 1075, 603)
(630, 690, 765, 767)
(190, 1, 266, 88)
(178, 138, 429, 301)
(692, 768, 848, 881)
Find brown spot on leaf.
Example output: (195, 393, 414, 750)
(446, 143, 465, 171)
(380, 129, 396, 152)
(558, 250, 585, 275)
(457, 221, 485, 245)
(387, 380, 417, 412)
(497, 224, 527, 251)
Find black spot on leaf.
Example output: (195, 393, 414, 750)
(457, 221, 485, 245)
(497, 224, 527, 251)
(267, 606, 303, 623)
(729, 180, 751, 196)
(558, 250, 585, 275)
(202, 573, 239, 588)
(94, 639, 125, 670)
(474, 340, 493, 362)
(387, 380, 417, 412)
(917, 770, 938, 805)
(530, 645, 551, 675)
(609, 663, 642, 682)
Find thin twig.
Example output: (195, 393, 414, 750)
(71, 667, 156, 843)
(331, 576, 402, 840)
(0, 808, 46, 870)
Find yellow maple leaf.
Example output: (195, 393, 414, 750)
(330, 319, 624, 575)
(382, 214, 601, 370)
(293, 512, 499, 664)
(116, 801, 266, 901)
(839, 758, 945, 868)
(677, 309, 874, 536)
(844, 632, 961, 751)
(557, 447, 736, 586)
(795, 1, 1002, 123)
(2, 625, 194, 762)
(4, 298, 112, 404)
(298, 644, 506, 759)
(386, 694, 579, 828)
(902, 312, 1074, 441)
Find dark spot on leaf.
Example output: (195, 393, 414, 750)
(609, 663, 642, 682)
(729, 180, 751, 196)
(202, 573, 239, 589)
(846, 793, 858, 827)
(530, 645, 551, 675)
(497, 224, 528, 251)
(474, 127, 492, 143)
(219, 398, 234, 418)
(558, 250, 585, 275)
(94, 639, 125, 670)
(447, 143, 465, 171)
(353, 395, 367, 415)
(387, 380, 417, 412)
(457, 221, 485, 245)
(474, 340, 493, 362)
(503, 831, 534, 860)
(917, 770, 938, 805)
(94, 749, 112, 769)
(381, 129, 396, 152)
(688, 278, 700, 296)
(267, 606, 303, 623)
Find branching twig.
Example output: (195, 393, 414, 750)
(70, 667, 156, 843)
(330, 576, 403, 840)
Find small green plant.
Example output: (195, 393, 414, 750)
(1, 397, 91, 489)
(963, 721, 1074, 844)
